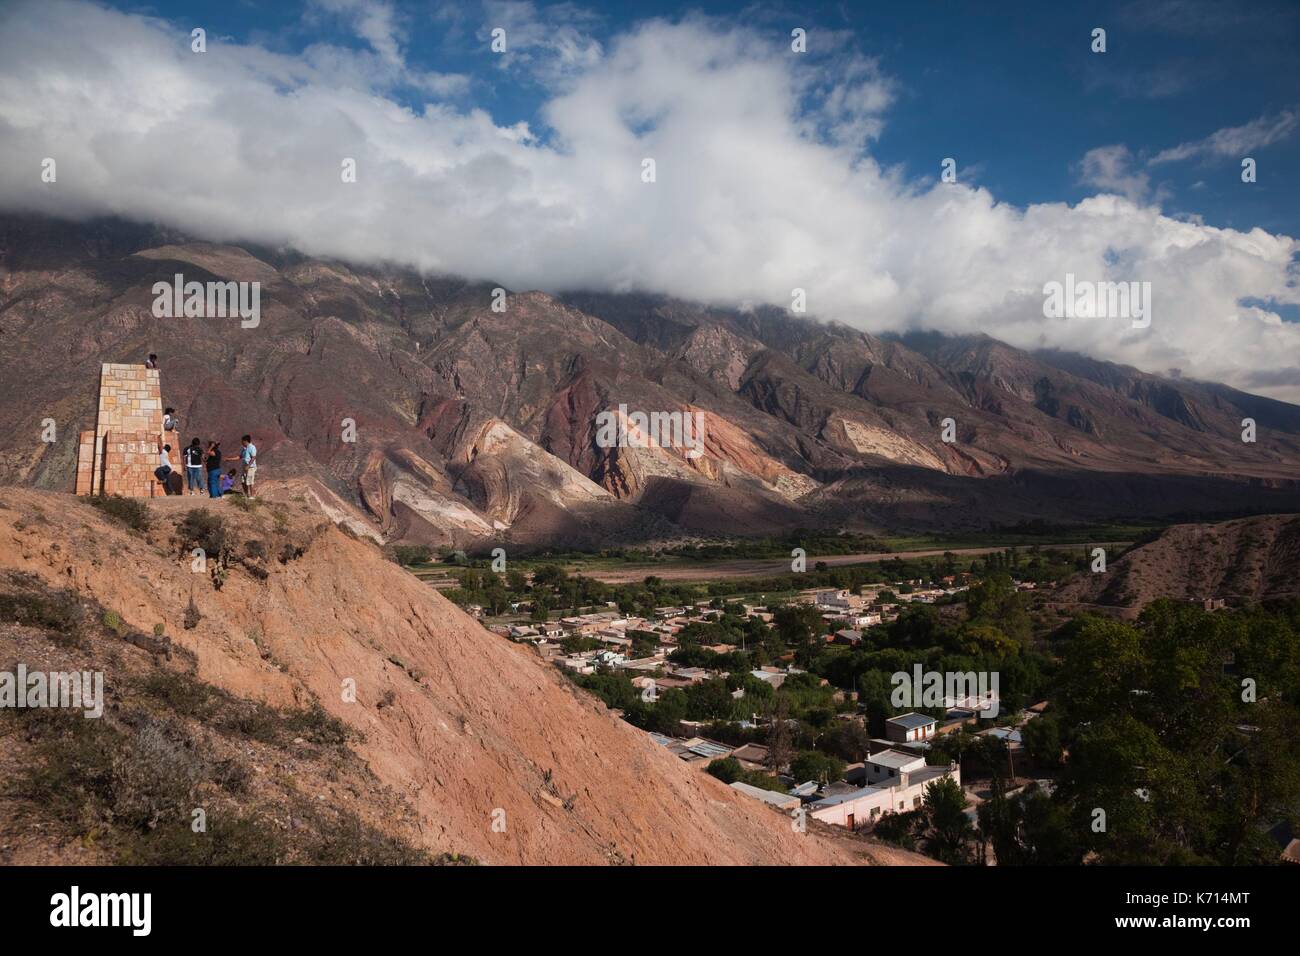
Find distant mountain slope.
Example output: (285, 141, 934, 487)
(1054, 514, 1300, 609)
(2, 214, 1299, 547)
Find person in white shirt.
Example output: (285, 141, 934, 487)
(155, 444, 174, 491)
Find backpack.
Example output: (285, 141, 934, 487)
(186, 446, 202, 467)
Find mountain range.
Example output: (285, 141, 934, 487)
(2, 213, 1298, 551)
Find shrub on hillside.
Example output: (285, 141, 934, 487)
(87, 494, 150, 532)
(278, 541, 306, 563)
(109, 718, 206, 830)
(299, 806, 435, 865)
(119, 814, 288, 866)
(5, 668, 446, 865)
(133, 673, 353, 749)
(178, 509, 226, 557)
(0, 576, 87, 648)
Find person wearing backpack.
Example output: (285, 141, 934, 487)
(184, 438, 204, 496)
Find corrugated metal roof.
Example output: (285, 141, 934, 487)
(888, 712, 936, 729)
(730, 781, 800, 809)
(688, 741, 732, 759)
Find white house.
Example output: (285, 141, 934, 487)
(811, 755, 961, 830)
(861, 748, 928, 786)
(815, 589, 862, 610)
(886, 712, 938, 743)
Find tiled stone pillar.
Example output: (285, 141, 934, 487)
(74, 363, 175, 497)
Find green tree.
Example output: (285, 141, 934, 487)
(1021, 714, 1062, 769)
(773, 604, 825, 667)
(531, 564, 568, 591)
(965, 574, 1030, 643)
(821, 720, 872, 764)
(706, 757, 743, 784)
(641, 688, 688, 736)
(685, 679, 737, 722)
(922, 776, 973, 865)
(789, 750, 845, 785)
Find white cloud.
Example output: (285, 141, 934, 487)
(312, 0, 405, 66)
(1076, 145, 1159, 203)
(479, 1, 604, 85)
(1, 0, 1298, 401)
(1151, 109, 1299, 164)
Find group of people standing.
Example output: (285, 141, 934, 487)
(146, 355, 259, 499)
(175, 435, 258, 499)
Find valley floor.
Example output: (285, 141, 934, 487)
(414, 540, 1131, 586)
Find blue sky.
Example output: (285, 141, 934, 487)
(121, 0, 1300, 236)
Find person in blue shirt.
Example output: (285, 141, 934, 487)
(226, 435, 258, 498)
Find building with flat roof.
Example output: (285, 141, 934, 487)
(886, 712, 938, 743)
(811, 758, 961, 830)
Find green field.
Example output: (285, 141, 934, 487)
(406, 521, 1160, 574)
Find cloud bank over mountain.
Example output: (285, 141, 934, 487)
(1, 0, 1298, 399)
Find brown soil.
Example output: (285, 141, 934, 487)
(0, 486, 935, 866)
(1053, 514, 1300, 610)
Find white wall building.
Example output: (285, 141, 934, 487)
(810, 754, 960, 830)
(885, 712, 938, 742)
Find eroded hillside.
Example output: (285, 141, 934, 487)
(1053, 513, 1300, 612)
(0, 488, 928, 865)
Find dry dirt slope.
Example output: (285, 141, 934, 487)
(0, 487, 927, 865)
(1053, 513, 1300, 610)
